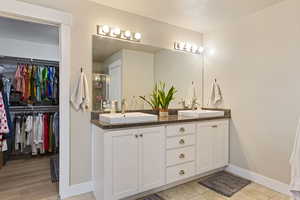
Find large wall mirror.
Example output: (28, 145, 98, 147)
(92, 35, 203, 111)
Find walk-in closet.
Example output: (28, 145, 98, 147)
(0, 16, 60, 199)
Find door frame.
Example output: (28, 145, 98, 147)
(0, 1, 72, 199)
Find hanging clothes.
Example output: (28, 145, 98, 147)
(11, 64, 58, 105)
(14, 64, 22, 93)
(2, 77, 12, 105)
(0, 57, 59, 161)
(43, 114, 49, 151)
(14, 116, 21, 151)
(25, 115, 33, 146)
(0, 92, 10, 152)
(53, 112, 59, 152)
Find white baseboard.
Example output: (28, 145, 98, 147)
(226, 165, 291, 196)
(60, 181, 94, 199)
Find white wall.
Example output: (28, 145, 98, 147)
(122, 49, 154, 110)
(154, 50, 203, 108)
(0, 37, 59, 61)
(203, 0, 300, 184)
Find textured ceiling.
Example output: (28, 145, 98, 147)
(88, 0, 284, 32)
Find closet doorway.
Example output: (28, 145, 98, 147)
(0, 16, 60, 199)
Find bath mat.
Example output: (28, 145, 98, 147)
(198, 171, 251, 197)
(50, 154, 59, 183)
(138, 194, 164, 200)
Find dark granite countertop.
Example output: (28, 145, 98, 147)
(91, 114, 230, 130)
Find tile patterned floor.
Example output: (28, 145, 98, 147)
(67, 180, 291, 200)
(157, 181, 291, 200)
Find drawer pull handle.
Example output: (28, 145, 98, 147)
(179, 127, 185, 133)
(139, 134, 143, 137)
(179, 170, 185, 175)
(179, 153, 185, 159)
(179, 139, 185, 145)
(212, 125, 218, 128)
(134, 134, 138, 138)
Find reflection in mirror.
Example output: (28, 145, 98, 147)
(92, 35, 203, 112)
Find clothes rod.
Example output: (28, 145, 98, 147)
(9, 105, 59, 112)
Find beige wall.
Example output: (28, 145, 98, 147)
(20, 0, 203, 185)
(203, 0, 300, 184)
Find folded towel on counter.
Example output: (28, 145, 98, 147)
(290, 119, 300, 199)
(208, 79, 222, 106)
(70, 71, 90, 111)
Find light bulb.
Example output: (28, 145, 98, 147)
(102, 25, 110, 34)
(113, 27, 121, 35)
(209, 48, 215, 55)
(185, 43, 192, 52)
(198, 46, 205, 53)
(179, 42, 185, 50)
(124, 30, 131, 38)
(134, 32, 142, 40)
(191, 45, 198, 53)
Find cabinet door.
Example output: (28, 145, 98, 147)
(111, 130, 139, 199)
(213, 121, 229, 169)
(139, 127, 165, 192)
(196, 123, 214, 174)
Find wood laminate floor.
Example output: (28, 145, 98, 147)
(0, 156, 59, 200)
(0, 158, 291, 200)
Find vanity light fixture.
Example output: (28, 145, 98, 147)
(112, 27, 121, 36)
(174, 41, 204, 54)
(97, 25, 142, 42)
(198, 46, 205, 53)
(134, 32, 142, 40)
(101, 25, 110, 34)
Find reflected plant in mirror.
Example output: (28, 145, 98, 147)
(139, 83, 160, 111)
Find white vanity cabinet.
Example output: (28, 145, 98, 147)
(93, 119, 229, 200)
(196, 120, 229, 174)
(138, 127, 165, 192)
(94, 126, 165, 200)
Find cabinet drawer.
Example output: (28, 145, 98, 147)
(166, 124, 196, 137)
(166, 162, 195, 184)
(166, 146, 195, 166)
(166, 135, 195, 149)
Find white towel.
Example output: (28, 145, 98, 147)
(71, 71, 90, 111)
(290, 119, 300, 199)
(208, 79, 222, 106)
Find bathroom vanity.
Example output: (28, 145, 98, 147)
(91, 114, 229, 200)
(91, 33, 230, 200)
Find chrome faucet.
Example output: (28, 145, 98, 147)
(191, 98, 199, 110)
(121, 99, 126, 114)
(179, 99, 188, 109)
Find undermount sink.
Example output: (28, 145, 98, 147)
(99, 112, 158, 124)
(178, 110, 224, 118)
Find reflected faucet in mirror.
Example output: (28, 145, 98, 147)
(191, 98, 199, 110)
(121, 99, 126, 114)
